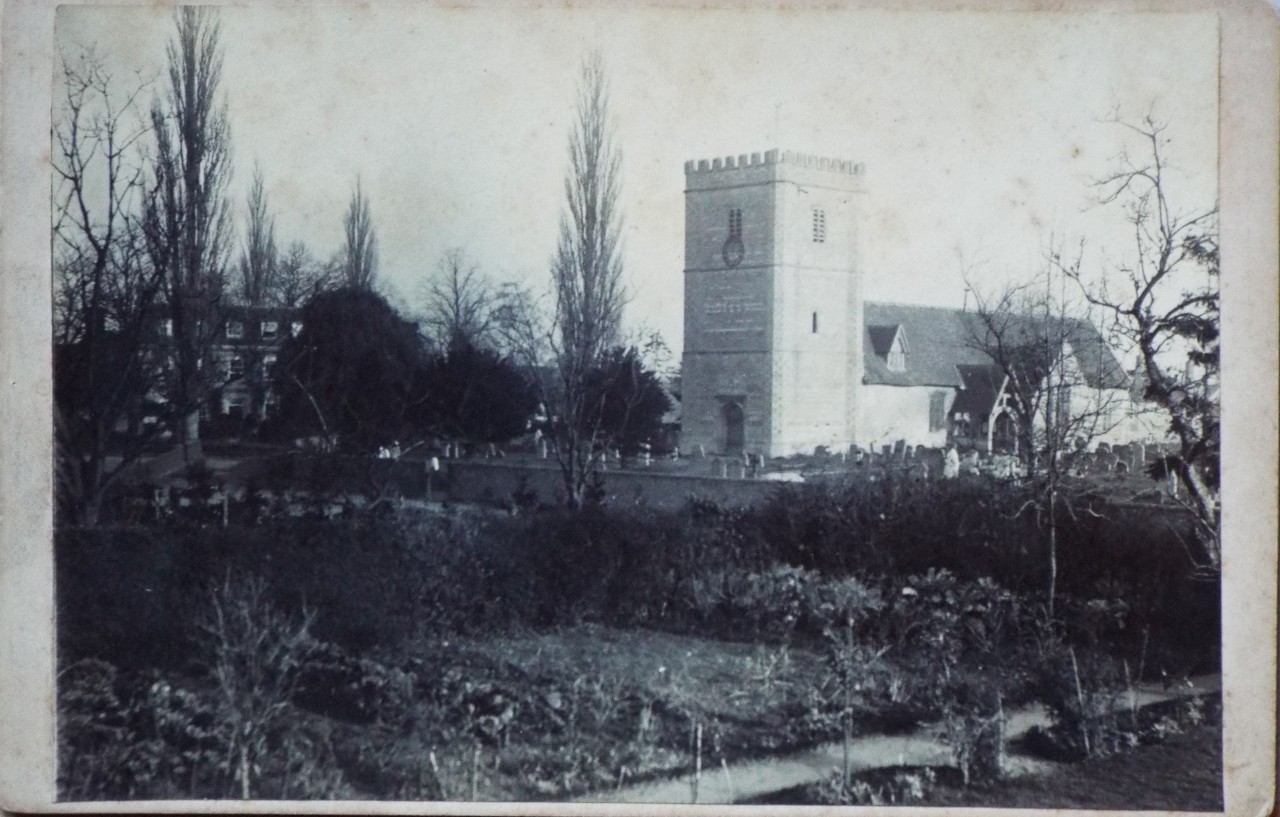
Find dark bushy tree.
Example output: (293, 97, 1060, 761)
(580, 346, 671, 456)
(420, 341, 537, 446)
(274, 287, 426, 452)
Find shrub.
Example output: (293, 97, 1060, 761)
(940, 682, 1006, 786)
(57, 659, 225, 799)
(292, 641, 416, 726)
(1027, 644, 1129, 760)
(197, 573, 315, 799)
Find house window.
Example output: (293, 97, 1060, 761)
(291, 321, 303, 337)
(228, 354, 245, 378)
(811, 311, 819, 334)
(262, 353, 277, 377)
(929, 391, 947, 432)
(728, 208, 743, 239)
(226, 321, 245, 339)
(812, 208, 826, 243)
(261, 321, 278, 341)
(158, 318, 173, 337)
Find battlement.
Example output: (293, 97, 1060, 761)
(684, 149, 864, 177)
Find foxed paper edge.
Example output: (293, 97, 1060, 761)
(0, 0, 1274, 815)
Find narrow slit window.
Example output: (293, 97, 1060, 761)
(728, 208, 743, 239)
(811, 311, 819, 334)
(812, 208, 826, 243)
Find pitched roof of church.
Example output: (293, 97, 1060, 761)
(863, 301, 1128, 391)
(951, 364, 1006, 415)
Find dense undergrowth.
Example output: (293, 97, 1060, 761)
(56, 473, 1219, 800)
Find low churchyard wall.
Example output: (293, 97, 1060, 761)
(447, 459, 778, 510)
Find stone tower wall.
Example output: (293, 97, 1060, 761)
(681, 150, 865, 457)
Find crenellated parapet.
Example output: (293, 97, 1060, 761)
(684, 149, 864, 176)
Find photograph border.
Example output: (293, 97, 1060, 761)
(2, 0, 1275, 813)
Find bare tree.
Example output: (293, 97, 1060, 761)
(421, 248, 493, 350)
(537, 50, 629, 507)
(143, 6, 235, 461)
(1058, 115, 1220, 571)
(341, 177, 378, 290)
(274, 240, 333, 309)
(52, 47, 162, 525)
(237, 164, 277, 306)
(964, 263, 1130, 613)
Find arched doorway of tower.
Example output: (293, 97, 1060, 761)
(723, 400, 745, 455)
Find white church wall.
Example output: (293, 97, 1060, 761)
(860, 384, 955, 451)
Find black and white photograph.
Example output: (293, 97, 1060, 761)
(1, 0, 1275, 811)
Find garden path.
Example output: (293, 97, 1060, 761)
(580, 674, 1220, 805)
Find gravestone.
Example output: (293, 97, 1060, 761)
(920, 447, 946, 479)
(1131, 442, 1145, 472)
(942, 447, 960, 479)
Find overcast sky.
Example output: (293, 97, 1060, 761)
(55, 4, 1219, 352)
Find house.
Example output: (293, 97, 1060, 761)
(146, 304, 301, 426)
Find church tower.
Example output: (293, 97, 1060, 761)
(680, 150, 865, 457)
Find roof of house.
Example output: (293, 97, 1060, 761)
(862, 301, 1129, 391)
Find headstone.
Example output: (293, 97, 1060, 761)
(961, 450, 981, 475)
(882, 444, 892, 459)
(892, 439, 906, 458)
(1096, 442, 1111, 456)
(903, 444, 915, 461)
(920, 447, 945, 479)
(943, 447, 960, 479)
(991, 454, 1018, 479)
(1115, 460, 1129, 474)
(1131, 442, 1145, 472)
